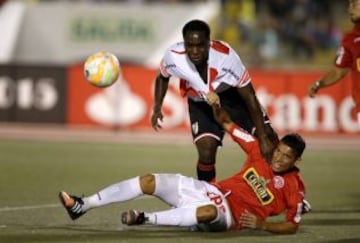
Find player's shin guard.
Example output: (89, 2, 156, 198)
(197, 162, 216, 183)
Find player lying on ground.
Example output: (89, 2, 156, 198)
(59, 105, 309, 234)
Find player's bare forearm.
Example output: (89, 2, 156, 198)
(319, 67, 349, 87)
(240, 211, 298, 234)
(236, 85, 266, 135)
(248, 98, 266, 135)
(309, 67, 349, 97)
(211, 105, 233, 131)
(153, 74, 169, 111)
(260, 221, 297, 234)
(237, 85, 274, 161)
(151, 74, 169, 131)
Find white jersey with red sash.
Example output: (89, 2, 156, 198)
(159, 40, 251, 101)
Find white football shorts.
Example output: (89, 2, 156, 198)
(153, 173, 233, 231)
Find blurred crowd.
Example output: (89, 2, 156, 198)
(216, 0, 347, 68)
(0, 0, 349, 68)
(4, 0, 209, 3)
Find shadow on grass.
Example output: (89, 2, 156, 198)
(302, 208, 360, 226)
(309, 209, 360, 214)
(321, 239, 360, 243)
(303, 218, 360, 226)
(0, 224, 276, 242)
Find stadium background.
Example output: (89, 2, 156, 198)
(0, 1, 359, 243)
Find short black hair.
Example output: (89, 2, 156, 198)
(280, 133, 306, 158)
(182, 19, 210, 40)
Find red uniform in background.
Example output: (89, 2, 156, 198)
(335, 24, 360, 115)
(218, 124, 305, 230)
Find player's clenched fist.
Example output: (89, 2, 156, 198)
(205, 91, 220, 106)
(151, 109, 163, 131)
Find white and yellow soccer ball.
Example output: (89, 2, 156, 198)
(84, 51, 120, 88)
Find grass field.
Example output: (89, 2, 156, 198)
(0, 136, 360, 243)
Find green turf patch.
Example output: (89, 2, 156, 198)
(0, 139, 359, 243)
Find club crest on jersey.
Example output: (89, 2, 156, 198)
(192, 122, 199, 135)
(243, 167, 274, 205)
(273, 176, 285, 189)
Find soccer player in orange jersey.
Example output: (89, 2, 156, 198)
(59, 104, 307, 234)
(309, 0, 360, 128)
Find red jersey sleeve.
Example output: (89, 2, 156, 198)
(335, 33, 353, 69)
(283, 173, 305, 225)
(335, 26, 360, 113)
(229, 124, 259, 156)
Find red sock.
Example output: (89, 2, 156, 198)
(197, 162, 216, 183)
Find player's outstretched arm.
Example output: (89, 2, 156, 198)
(211, 104, 233, 132)
(239, 210, 298, 234)
(151, 73, 170, 131)
(309, 66, 349, 97)
(237, 84, 275, 162)
(212, 103, 257, 154)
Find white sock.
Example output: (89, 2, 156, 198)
(82, 176, 142, 211)
(146, 207, 197, 227)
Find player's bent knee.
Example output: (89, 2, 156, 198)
(196, 205, 218, 223)
(196, 138, 219, 163)
(196, 136, 219, 151)
(139, 174, 155, 195)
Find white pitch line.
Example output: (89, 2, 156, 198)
(0, 203, 59, 212)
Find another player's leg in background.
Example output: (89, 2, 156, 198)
(188, 99, 222, 183)
(195, 137, 219, 183)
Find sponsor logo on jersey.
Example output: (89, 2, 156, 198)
(221, 68, 240, 81)
(243, 167, 274, 205)
(165, 63, 176, 69)
(232, 128, 255, 142)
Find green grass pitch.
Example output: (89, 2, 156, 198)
(0, 138, 359, 243)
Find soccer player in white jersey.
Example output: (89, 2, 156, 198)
(151, 19, 278, 182)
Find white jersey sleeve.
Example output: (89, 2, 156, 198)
(209, 40, 251, 90)
(159, 46, 176, 78)
(159, 42, 194, 80)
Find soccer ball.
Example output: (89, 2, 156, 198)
(84, 51, 120, 88)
